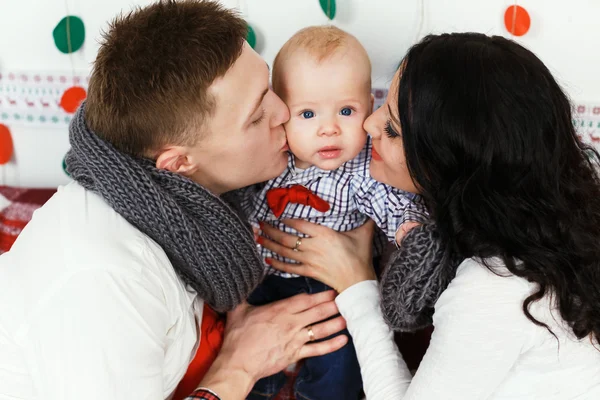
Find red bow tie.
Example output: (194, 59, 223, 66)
(266, 185, 331, 218)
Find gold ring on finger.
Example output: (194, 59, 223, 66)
(307, 325, 315, 342)
(293, 237, 302, 252)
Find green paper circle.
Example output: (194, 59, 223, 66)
(53, 16, 85, 54)
(247, 24, 257, 49)
(62, 154, 71, 177)
(319, 0, 336, 20)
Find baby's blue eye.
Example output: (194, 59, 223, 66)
(340, 107, 353, 116)
(302, 110, 315, 119)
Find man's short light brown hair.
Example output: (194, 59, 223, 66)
(85, 0, 247, 157)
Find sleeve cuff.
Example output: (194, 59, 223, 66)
(335, 280, 381, 321)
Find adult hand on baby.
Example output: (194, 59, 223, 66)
(199, 291, 348, 397)
(258, 219, 377, 293)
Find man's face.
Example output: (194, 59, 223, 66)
(185, 42, 290, 194)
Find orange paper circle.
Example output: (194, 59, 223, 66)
(0, 124, 14, 164)
(60, 86, 87, 114)
(504, 5, 531, 36)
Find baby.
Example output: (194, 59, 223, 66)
(243, 26, 428, 400)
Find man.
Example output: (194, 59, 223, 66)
(0, 1, 350, 399)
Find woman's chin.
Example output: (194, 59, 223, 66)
(370, 162, 418, 194)
(369, 161, 387, 184)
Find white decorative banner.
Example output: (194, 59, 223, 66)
(0, 70, 89, 127)
(0, 70, 599, 152)
(573, 103, 600, 147)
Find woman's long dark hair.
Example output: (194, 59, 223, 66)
(398, 33, 600, 344)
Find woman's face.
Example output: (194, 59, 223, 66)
(364, 71, 419, 193)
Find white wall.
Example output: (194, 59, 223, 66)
(1, 0, 599, 187)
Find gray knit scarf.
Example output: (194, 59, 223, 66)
(65, 103, 264, 312)
(379, 224, 462, 332)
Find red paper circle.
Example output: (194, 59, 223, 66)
(0, 124, 14, 165)
(60, 86, 87, 114)
(504, 5, 531, 37)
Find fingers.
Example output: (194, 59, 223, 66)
(298, 335, 348, 360)
(296, 298, 341, 327)
(288, 315, 347, 359)
(259, 222, 300, 249)
(260, 236, 306, 263)
(265, 257, 312, 278)
(281, 219, 328, 237)
(270, 290, 337, 314)
(304, 315, 347, 341)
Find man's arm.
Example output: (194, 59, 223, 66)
(24, 267, 170, 399)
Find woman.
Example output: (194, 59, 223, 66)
(260, 33, 600, 399)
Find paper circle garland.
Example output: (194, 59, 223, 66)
(247, 24, 257, 49)
(504, 5, 531, 37)
(53, 16, 86, 53)
(319, 0, 336, 20)
(0, 124, 13, 164)
(60, 86, 87, 114)
(62, 154, 70, 177)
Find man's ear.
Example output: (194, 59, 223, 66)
(156, 146, 198, 175)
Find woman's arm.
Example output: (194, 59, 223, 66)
(336, 280, 412, 398)
(258, 220, 530, 399)
(336, 262, 533, 400)
(400, 260, 533, 399)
